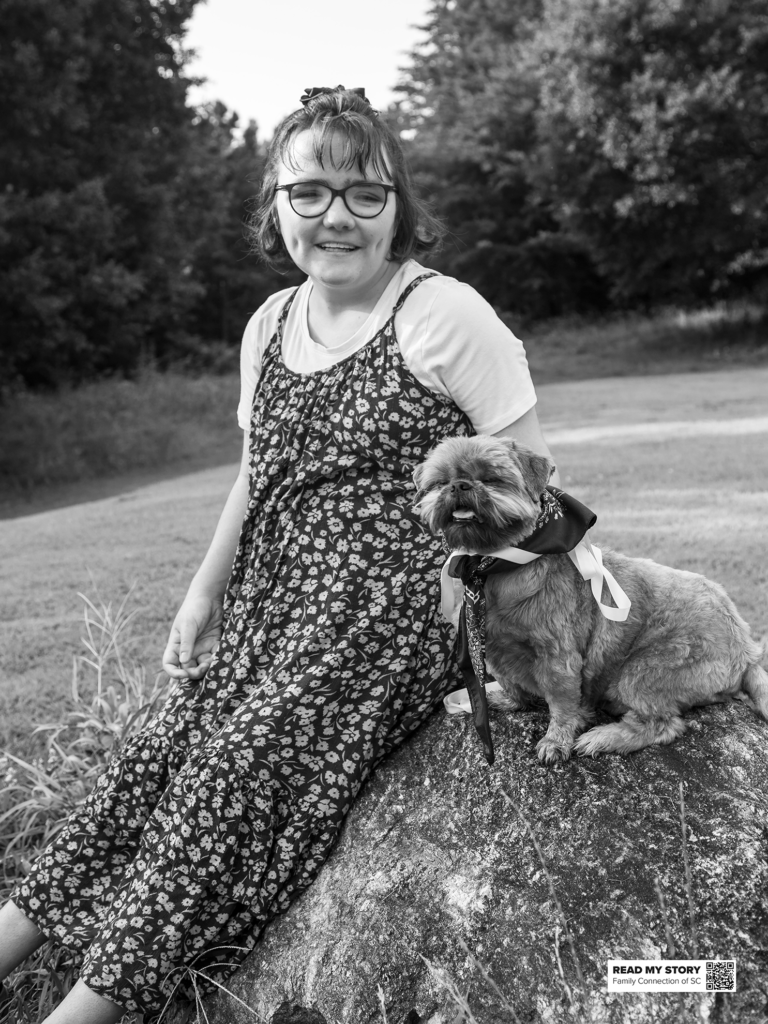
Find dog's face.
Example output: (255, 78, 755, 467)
(413, 436, 554, 553)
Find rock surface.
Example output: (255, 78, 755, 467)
(185, 699, 768, 1024)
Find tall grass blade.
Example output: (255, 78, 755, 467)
(0, 592, 168, 1019)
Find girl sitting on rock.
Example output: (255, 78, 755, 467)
(0, 85, 555, 1023)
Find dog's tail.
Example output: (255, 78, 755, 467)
(741, 658, 768, 721)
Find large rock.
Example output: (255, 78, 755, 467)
(187, 699, 768, 1024)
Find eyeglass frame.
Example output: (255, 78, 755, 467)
(274, 181, 399, 219)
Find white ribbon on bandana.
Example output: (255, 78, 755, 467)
(440, 534, 631, 716)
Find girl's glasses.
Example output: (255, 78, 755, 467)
(275, 181, 398, 218)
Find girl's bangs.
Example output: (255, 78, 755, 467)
(283, 116, 393, 181)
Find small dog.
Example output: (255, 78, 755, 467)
(414, 435, 768, 762)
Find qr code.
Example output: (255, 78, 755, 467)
(706, 960, 736, 991)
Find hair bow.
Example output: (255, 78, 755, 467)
(300, 86, 368, 107)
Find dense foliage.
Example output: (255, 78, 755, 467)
(0, 0, 291, 388)
(395, 0, 768, 316)
(390, 0, 608, 320)
(1, 0, 766, 388)
(533, 0, 768, 305)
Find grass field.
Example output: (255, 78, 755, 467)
(2, 300, 766, 519)
(520, 300, 768, 383)
(1, 365, 766, 755)
(0, 361, 766, 1021)
(0, 371, 242, 517)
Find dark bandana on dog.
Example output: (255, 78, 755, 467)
(447, 487, 597, 765)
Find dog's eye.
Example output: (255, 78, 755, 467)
(483, 478, 503, 485)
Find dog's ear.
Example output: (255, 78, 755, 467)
(497, 437, 554, 499)
(524, 450, 555, 500)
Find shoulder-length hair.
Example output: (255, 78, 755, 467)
(249, 87, 444, 271)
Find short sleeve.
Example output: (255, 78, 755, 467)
(418, 278, 537, 434)
(236, 288, 295, 430)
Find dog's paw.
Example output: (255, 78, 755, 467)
(573, 730, 608, 758)
(536, 735, 573, 763)
(574, 716, 686, 756)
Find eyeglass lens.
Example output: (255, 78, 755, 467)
(289, 183, 389, 217)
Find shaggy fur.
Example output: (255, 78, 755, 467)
(414, 435, 768, 762)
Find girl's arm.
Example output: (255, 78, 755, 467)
(492, 405, 561, 487)
(162, 430, 251, 680)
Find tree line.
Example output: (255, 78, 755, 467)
(395, 0, 768, 319)
(1, 0, 766, 390)
(0, 0, 298, 390)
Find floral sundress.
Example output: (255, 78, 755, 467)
(13, 274, 474, 1020)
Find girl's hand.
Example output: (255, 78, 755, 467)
(162, 594, 224, 680)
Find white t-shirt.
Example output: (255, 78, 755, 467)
(237, 260, 537, 434)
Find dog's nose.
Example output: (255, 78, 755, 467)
(450, 480, 472, 493)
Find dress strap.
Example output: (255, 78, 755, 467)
(261, 287, 301, 369)
(276, 287, 301, 337)
(390, 272, 439, 317)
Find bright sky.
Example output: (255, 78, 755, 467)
(184, 0, 433, 139)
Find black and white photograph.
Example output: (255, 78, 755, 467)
(1, 1, 766, 1021)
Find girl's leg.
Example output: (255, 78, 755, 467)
(0, 900, 46, 978)
(0, 904, 126, 1023)
(41, 980, 125, 1024)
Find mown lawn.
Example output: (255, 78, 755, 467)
(2, 300, 766, 518)
(0, 371, 242, 516)
(0, 358, 766, 1021)
(1, 365, 766, 757)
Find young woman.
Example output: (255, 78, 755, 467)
(0, 86, 556, 1023)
